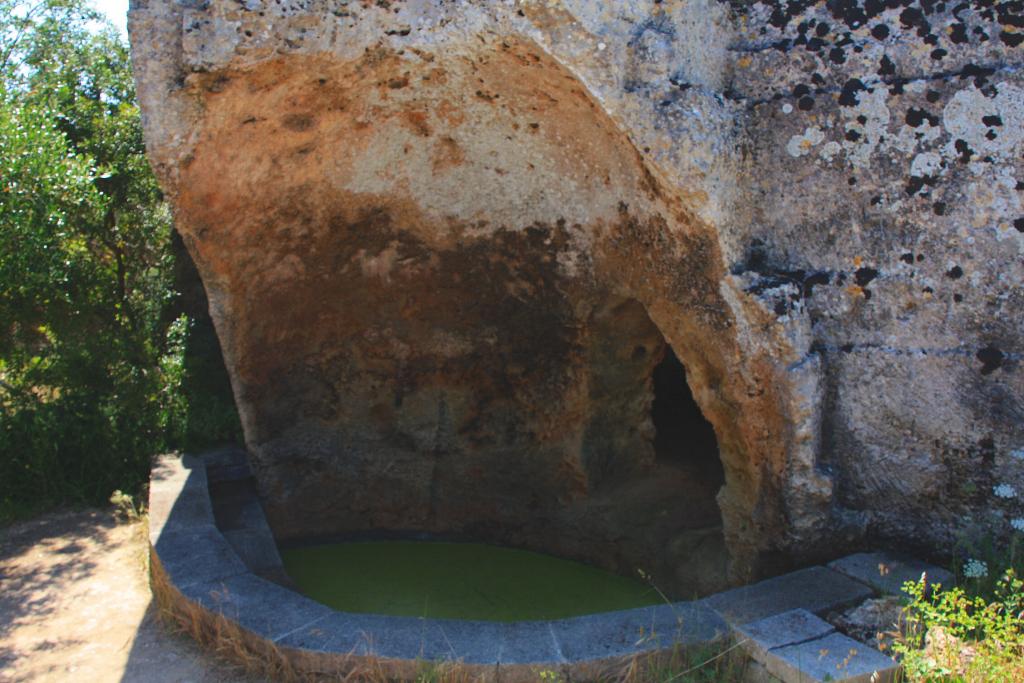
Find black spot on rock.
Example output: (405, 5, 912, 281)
(848, 177, 857, 186)
(1014, 217, 1024, 233)
(854, 267, 878, 286)
(954, 139, 974, 163)
(954, 293, 964, 302)
(900, 7, 924, 28)
(830, 47, 847, 64)
(812, 72, 826, 86)
(926, 90, 941, 103)
(946, 265, 963, 279)
(840, 343, 854, 353)
(829, 0, 868, 28)
(857, 115, 868, 124)
(803, 271, 831, 297)
(1017, 181, 1024, 191)
(1002, 31, 1024, 47)
(917, 254, 925, 263)
(879, 54, 897, 75)
(871, 23, 890, 39)
(794, 84, 811, 97)
(950, 22, 969, 44)
(977, 345, 1004, 375)
(817, 22, 831, 37)
(931, 47, 948, 59)
(906, 175, 937, 196)
(999, 5, 1024, 29)
(846, 129, 862, 141)
(900, 252, 915, 264)
(839, 78, 868, 106)
(962, 63, 996, 88)
(871, 195, 882, 205)
(863, 0, 885, 18)
(906, 107, 940, 127)
(982, 114, 1003, 126)
(933, 201, 947, 215)
(986, 130, 998, 140)
(799, 96, 815, 110)
(923, 286, 934, 293)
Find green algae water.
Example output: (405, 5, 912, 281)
(280, 541, 661, 621)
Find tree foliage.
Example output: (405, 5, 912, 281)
(0, 0, 240, 519)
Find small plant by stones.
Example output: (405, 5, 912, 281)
(894, 570, 1024, 682)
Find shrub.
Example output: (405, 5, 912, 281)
(894, 569, 1024, 682)
(0, 0, 240, 521)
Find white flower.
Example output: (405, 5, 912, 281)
(994, 484, 1018, 499)
(963, 558, 988, 579)
(1012, 518, 1024, 533)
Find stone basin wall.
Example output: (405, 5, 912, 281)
(130, 0, 1024, 588)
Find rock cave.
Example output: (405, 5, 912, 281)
(132, 0, 1023, 613)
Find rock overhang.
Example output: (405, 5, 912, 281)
(130, 0, 1024, 587)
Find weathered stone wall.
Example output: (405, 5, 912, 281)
(130, 0, 1023, 590)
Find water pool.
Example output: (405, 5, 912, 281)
(281, 541, 661, 621)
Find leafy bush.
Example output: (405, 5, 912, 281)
(0, 0, 240, 521)
(895, 570, 1024, 682)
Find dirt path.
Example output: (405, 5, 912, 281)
(0, 509, 267, 683)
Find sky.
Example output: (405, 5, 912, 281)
(91, 0, 128, 36)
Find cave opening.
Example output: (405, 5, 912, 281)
(651, 345, 726, 501)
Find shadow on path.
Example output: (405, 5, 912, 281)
(0, 509, 263, 683)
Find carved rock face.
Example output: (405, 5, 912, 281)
(167, 43, 783, 594)
(131, 0, 1024, 590)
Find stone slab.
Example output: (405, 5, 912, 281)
(767, 632, 898, 683)
(702, 567, 873, 626)
(180, 572, 336, 642)
(735, 609, 835, 664)
(209, 479, 271, 532)
(222, 528, 284, 574)
(209, 476, 284, 573)
(828, 552, 954, 596)
(152, 526, 248, 589)
(495, 621, 564, 665)
(148, 454, 216, 538)
(277, 612, 509, 664)
(549, 601, 727, 663)
(431, 619, 555, 666)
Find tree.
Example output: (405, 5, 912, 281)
(0, 0, 239, 519)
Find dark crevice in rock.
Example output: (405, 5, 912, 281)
(652, 346, 722, 475)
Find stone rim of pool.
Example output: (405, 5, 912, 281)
(149, 451, 917, 680)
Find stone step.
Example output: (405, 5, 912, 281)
(736, 609, 898, 683)
(828, 552, 953, 597)
(702, 566, 873, 626)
